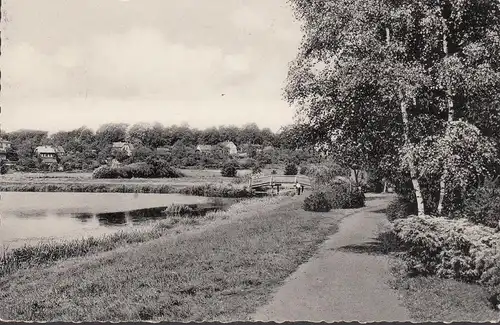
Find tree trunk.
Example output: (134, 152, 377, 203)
(401, 98, 425, 216)
(437, 94, 454, 215)
(437, 22, 454, 216)
(388, 27, 424, 215)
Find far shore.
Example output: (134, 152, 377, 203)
(0, 169, 296, 198)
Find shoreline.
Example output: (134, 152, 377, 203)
(0, 181, 255, 198)
(0, 195, 350, 321)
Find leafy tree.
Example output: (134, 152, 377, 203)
(286, 0, 500, 215)
(95, 123, 128, 145)
(0, 160, 8, 174)
(284, 163, 298, 176)
(221, 161, 238, 177)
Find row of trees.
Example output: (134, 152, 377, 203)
(287, 0, 500, 216)
(2, 122, 320, 171)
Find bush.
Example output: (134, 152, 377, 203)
(271, 169, 277, 175)
(299, 166, 308, 175)
(284, 163, 298, 176)
(458, 179, 500, 228)
(92, 162, 183, 179)
(238, 158, 257, 169)
(386, 196, 416, 222)
(179, 184, 253, 198)
(392, 215, 500, 286)
(365, 175, 384, 193)
(220, 161, 238, 177)
(320, 181, 365, 209)
(0, 161, 8, 175)
(251, 164, 262, 175)
(303, 191, 332, 212)
(307, 161, 350, 185)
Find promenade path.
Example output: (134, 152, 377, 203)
(252, 194, 412, 322)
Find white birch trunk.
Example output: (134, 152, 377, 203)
(401, 98, 425, 216)
(437, 24, 455, 215)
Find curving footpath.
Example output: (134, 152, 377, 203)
(252, 194, 412, 322)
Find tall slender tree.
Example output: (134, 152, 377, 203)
(286, 0, 500, 215)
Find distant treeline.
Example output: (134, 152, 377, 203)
(2, 122, 321, 171)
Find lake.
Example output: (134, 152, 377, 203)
(0, 192, 215, 251)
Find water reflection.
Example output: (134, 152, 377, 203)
(96, 212, 128, 226)
(12, 210, 49, 218)
(73, 213, 93, 222)
(128, 207, 167, 224)
(0, 192, 222, 251)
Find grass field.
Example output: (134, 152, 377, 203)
(1, 168, 280, 182)
(0, 195, 350, 322)
(0, 169, 281, 187)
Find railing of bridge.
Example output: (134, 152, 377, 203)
(249, 174, 312, 188)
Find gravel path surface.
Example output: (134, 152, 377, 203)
(252, 195, 412, 322)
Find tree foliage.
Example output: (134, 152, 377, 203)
(286, 0, 500, 213)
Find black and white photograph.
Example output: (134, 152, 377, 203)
(1, 0, 500, 322)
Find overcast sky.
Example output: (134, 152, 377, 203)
(0, 0, 302, 133)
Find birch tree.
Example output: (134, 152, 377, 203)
(286, 0, 500, 216)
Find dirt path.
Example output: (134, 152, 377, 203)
(252, 195, 411, 322)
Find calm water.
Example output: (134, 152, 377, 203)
(0, 192, 214, 250)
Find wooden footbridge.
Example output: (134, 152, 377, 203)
(249, 174, 312, 189)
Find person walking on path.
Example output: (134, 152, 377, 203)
(295, 181, 302, 195)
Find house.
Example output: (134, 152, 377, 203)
(196, 144, 214, 153)
(219, 141, 238, 155)
(263, 145, 275, 153)
(239, 143, 262, 154)
(237, 152, 249, 158)
(0, 139, 11, 161)
(156, 147, 172, 155)
(34, 146, 59, 164)
(112, 142, 134, 157)
(54, 146, 65, 156)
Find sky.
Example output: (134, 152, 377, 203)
(0, 0, 303, 134)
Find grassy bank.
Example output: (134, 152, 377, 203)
(0, 183, 254, 198)
(0, 197, 263, 278)
(0, 196, 349, 321)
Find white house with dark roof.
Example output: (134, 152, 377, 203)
(112, 142, 134, 156)
(0, 139, 11, 161)
(196, 144, 214, 153)
(34, 146, 59, 164)
(219, 141, 238, 155)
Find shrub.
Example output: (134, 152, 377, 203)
(238, 158, 257, 169)
(179, 183, 254, 198)
(0, 161, 8, 175)
(284, 163, 298, 176)
(92, 162, 183, 179)
(299, 166, 308, 175)
(392, 215, 500, 286)
(220, 161, 238, 177)
(307, 161, 350, 185)
(365, 174, 384, 193)
(251, 164, 262, 175)
(386, 196, 416, 222)
(271, 169, 277, 175)
(303, 191, 332, 212)
(320, 181, 365, 209)
(92, 165, 113, 179)
(458, 179, 500, 228)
